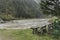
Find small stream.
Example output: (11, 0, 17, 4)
(0, 19, 50, 29)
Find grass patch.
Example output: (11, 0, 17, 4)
(0, 29, 54, 40)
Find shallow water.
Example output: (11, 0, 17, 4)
(0, 19, 50, 29)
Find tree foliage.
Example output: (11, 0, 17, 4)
(40, 0, 60, 16)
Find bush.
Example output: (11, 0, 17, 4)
(0, 14, 15, 21)
(52, 19, 60, 40)
(48, 16, 58, 23)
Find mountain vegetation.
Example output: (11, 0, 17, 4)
(0, 0, 42, 20)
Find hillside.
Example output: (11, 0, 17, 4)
(0, 0, 43, 20)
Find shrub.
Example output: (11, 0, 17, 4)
(0, 14, 15, 21)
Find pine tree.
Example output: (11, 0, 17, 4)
(40, 0, 60, 16)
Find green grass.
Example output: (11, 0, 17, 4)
(0, 29, 54, 40)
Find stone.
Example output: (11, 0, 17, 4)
(0, 18, 4, 23)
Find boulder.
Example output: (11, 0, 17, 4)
(0, 18, 4, 23)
